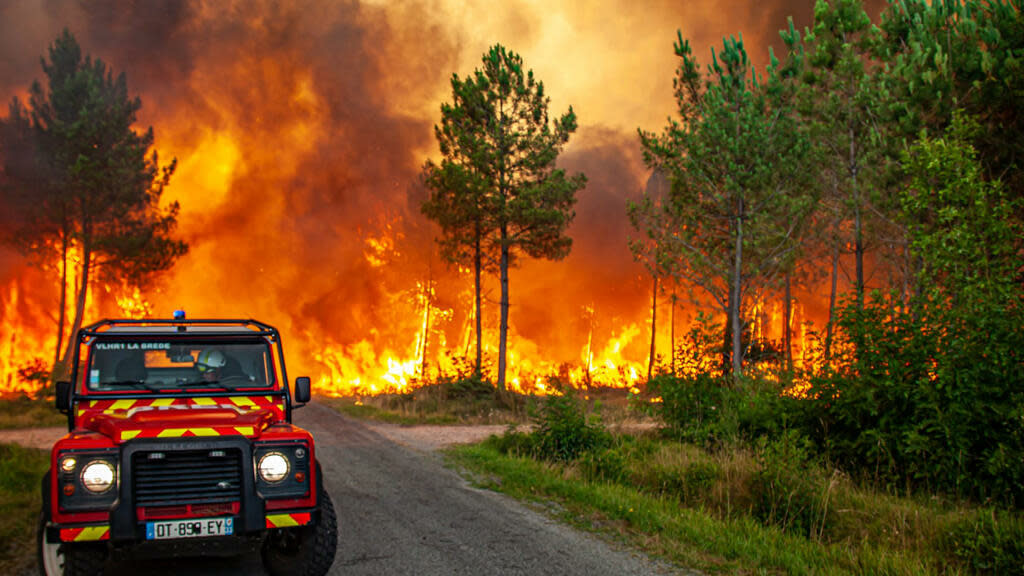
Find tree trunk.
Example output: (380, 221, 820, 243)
(824, 239, 840, 362)
(59, 239, 91, 382)
(784, 272, 793, 372)
(53, 231, 68, 375)
(473, 227, 483, 377)
(496, 224, 510, 393)
(851, 122, 864, 308)
(420, 273, 431, 380)
(647, 274, 658, 381)
(669, 289, 676, 375)
(731, 203, 744, 381)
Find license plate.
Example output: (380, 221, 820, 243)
(146, 517, 234, 540)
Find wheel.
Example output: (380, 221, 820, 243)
(38, 470, 107, 576)
(37, 513, 106, 576)
(37, 510, 63, 576)
(262, 490, 338, 576)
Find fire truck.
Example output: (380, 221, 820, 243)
(38, 316, 337, 576)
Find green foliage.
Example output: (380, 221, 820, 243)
(638, 32, 816, 376)
(0, 395, 66, 429)
(878, 0, 1024, 200)
(752, 431, 831, 538)
(532, 389, 610, 462)
(422, 44, 586, 390)
(437, 371, 494, 402)
(451, 434, 1007, 575)
(578, 445, 629, 484)
(0, 443, 49, 574)
(647, 373, 729, 443)
(944, 511, 1024, 575)
(0, 29, 186, 378)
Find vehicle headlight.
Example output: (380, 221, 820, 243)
(258, 452, 290, 483)
(81, 461, 115, 493)
(60, 456, 77, 473)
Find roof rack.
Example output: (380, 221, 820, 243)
(81, 318, 280, 338)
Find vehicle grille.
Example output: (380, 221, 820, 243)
(132, 448, 243, 507)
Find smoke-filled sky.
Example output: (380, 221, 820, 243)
(0, 0, 862, 389)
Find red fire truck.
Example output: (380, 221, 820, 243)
(38, 317, 337, 576)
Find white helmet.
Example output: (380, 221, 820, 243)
(196, 349, 226, 373)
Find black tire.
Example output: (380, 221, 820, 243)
(37, 510, 62, 576)
(262, 490, 338, 576)
(38, 470, 107, 576)
(62, 544, 107, 576)
(37, 513, 106, 576)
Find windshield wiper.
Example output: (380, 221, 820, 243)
(107, 380, 161, 391)
(177, 380, 228, 389)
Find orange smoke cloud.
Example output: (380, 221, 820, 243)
(1, 0, 845, 395)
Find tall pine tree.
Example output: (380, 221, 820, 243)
(422, 45, 586, 391)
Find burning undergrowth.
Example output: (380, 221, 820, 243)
(0, 0, 831, 397)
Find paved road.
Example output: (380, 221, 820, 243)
(73, 403, 684, 575)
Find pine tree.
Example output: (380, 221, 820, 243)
(422, 45, 586, 391)
(1, 30, 186, 378)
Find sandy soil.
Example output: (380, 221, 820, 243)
(0, 426, 66, 450)
(0, 422, 514, 452)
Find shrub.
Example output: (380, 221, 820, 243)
(486, 427, 537, 457)
(438, 371, 494, 402)
(752, 431, 831, 538)
(944, 510, 1024, 575)
(647, 372, 730, 444)
(578, 446, 628, 484)
(532, 389, 610, 462)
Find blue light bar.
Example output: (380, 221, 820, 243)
(173, 309, 186, 320)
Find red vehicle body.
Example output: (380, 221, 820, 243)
(39, 318, 337, 576)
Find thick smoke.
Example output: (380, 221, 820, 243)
(1, 0, 844, 386)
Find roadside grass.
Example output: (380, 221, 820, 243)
(321, 383, 646, 427)
(0, 443, 48, 574)
(447, 433, 1022, 575)
(0, 395, 65, 430)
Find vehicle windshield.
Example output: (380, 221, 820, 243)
(86, 338, 275, 391)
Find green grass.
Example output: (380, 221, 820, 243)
(0, 396, 66, 430)
(320, 383, 647, 427)
(0, 443, 49, 574)
(447, 434, 1021, 575)
(320, 397, 462, 426)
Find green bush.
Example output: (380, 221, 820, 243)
(486, 428, 537, 457)
(0, 443, 49, 573)
(578, 445, 628, 483)
(944, 510, 1024, 575)
(438, 371, 494, 401)
(647, 372, 731, 444)
(752, 431, 830, 538)
(532, 389, 610, 462)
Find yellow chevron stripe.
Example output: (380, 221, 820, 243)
(231, 396, 256, 407)
(266, 514, 300, 528)
(152, 398, 175, 407)
(75, 526, 108, 541)
(111, 399, 136, 411)
(235, 426, 255, 436)
(121, 430, 141, 441)
(193, 397, 217, 406)
(189, 428, 219, 436)
(157, 428, 187, 438)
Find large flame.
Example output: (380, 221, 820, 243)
(0, 0, 838, 397)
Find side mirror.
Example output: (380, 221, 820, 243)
(294, 376, 311, 406)
(56, 381, 71, 413)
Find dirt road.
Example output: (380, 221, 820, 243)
(29, 403, 684, 575)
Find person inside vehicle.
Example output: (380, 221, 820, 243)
(195, 349, 228, 382)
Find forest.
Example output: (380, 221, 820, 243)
(0, 0, 1021, 541)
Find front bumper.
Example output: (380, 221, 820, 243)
(48, 437, 317, 544)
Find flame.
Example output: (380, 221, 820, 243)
(0, 2, 852, 398)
